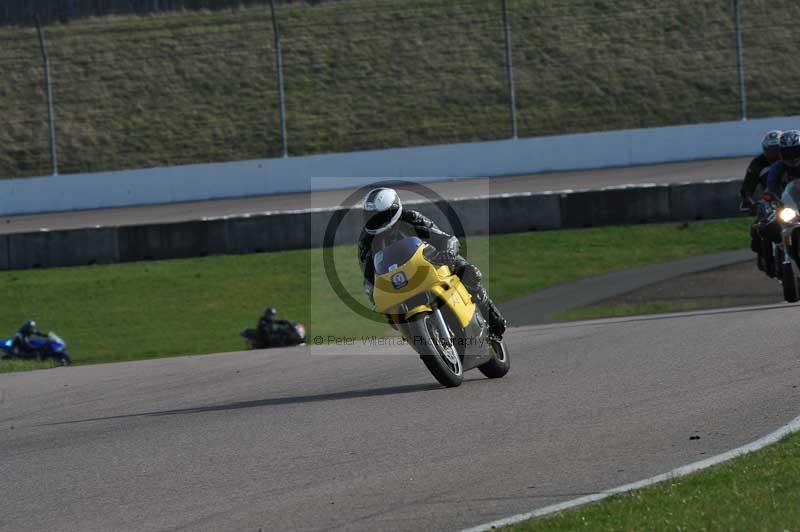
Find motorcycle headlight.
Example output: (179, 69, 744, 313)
(780, 207, 798, 223)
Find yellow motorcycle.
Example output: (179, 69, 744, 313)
(372, 236, 510, 387)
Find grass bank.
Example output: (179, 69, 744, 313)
(0, 218, 749, 370)
(504, 430, 800, 531)
(1, 0, 797, 177)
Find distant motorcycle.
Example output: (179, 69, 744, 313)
(752, 199, 781, 278)
(0, 332, 72, 366)
(240, 320, 306, 349)
(777, 181, 800, 303)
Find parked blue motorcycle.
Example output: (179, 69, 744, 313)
(0, 332, 72, 366)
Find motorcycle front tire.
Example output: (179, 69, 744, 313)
(404, 313, 463, 388)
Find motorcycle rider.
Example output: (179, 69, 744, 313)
(766, 130, 800, 199)
(358, 188, 507, 337)
(256, 307, 278, 347)
(751, 130, 800, 274)
(11, 320, 48, 356)
(741, 130, 782, 212)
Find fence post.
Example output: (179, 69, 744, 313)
(34, 14, 58, 176)
(501, 0, 518, 139)
(733, 0, 746, 120)
(269, 0, 289, 158)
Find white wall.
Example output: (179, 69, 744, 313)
(4, 115, 799, 215)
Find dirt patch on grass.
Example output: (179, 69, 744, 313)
(586, 259, 784, 313)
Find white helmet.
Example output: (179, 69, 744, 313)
(362, 187, 402, 235)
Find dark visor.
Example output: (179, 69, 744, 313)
(364, 206, 398, 232)
(782, 145, 800, 166)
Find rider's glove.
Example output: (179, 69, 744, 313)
(428, 248, 455, 266)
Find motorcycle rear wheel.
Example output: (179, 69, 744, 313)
(763, 239, 776, 277)
(478, 337, 511, 379)
(406, 313, 463, 388)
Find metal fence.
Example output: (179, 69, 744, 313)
(1, 0, 798, 179)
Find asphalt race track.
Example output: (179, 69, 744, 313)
(2, 303, 799, 532)
(0, 157, 749, 234)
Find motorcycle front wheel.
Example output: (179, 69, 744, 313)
(405, 313, 463, 388)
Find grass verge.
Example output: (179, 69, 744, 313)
(503, 430, 800, 531)
(0, 218, 749, 371)
(0, 359, 57, 373)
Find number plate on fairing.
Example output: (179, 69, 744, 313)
(391, 272, 409, 289)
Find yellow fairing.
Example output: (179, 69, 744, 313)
(373, 245, 476, 328)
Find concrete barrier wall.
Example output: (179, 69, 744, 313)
(7, 228, 118, 270)
(3, 115, 799, 216)
(560, 186, 673, 228)
(0, 235, 9, 270)
(669, 180, 742, 222)
(2, 180, 745, 271)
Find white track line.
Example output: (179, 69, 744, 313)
(460, 415, 800, 532)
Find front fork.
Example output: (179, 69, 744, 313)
(431, 307, 453, 348)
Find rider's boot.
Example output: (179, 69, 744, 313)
(474, 289, 507, 338)
(452, 260, 507, 337)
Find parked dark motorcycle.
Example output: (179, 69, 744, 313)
(0, 332, 72, 366)
(240, 320, 306, 349)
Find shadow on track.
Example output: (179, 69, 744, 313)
(39, 381, 444, 427)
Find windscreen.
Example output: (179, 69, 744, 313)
(782, 181, 800, 212)
(374, 237, 424, 275)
